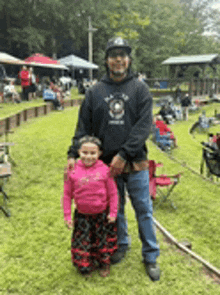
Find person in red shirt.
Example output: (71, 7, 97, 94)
(155, 115, 178, 147)
(19, 66, 30, 101)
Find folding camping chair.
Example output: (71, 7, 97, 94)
(0, 131, 16, 166)
(0, 131, 15, 217)
(0, 150, 12, 217)
(149, 160, 182, 209)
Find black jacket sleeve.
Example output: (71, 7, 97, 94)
(118, 82, 153, 160)
(67, 94, 93, 159)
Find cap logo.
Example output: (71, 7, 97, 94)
(114, 37, 124, 45)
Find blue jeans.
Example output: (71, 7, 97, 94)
(116, 170, 160, 263)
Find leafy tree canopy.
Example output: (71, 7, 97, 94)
(1, 0, 220, 78)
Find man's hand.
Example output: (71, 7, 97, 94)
(109, 154, 126, 177)
(107, 215, 116, 223)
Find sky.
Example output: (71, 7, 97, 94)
(202, 1, 220, 36)
(212, 1, 220, 10)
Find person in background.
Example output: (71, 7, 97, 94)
(180, 93, 191, 121)
(29, 67, 37, 100)
(3, 79, 21, 103)
(19, 66, 30, 101)
(154, 115, 178, 147)
(43, 79, 64, 110)
(153, 80, 160, 89)
(66, 37, 160, 281)
(63, 136, 118, 277)
(175, 84, 182, 103)
(50, 77, 65, 101)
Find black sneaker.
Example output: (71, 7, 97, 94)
(110, 250, 127, 264)
(145, 262, 160, 281)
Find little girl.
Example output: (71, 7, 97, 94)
(63, 136, 118, 277)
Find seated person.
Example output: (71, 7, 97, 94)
(155, 115, 178, 147)
(172, 105, 182, 120)
(43, 79, 63, 110)
(50, 77, 65, 100)
(3, 79, 21, 103)
(167, 102, 177, 120)
(158, 104, 174, 124)
(77, 80, 86, 94)
(198, 111, 210, 128)
(153, 80, 160, 89)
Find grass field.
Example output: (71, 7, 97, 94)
(0, 87, 83, 120)
(0, 101, 220, 294)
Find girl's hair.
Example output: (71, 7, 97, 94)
(78, 136, 102, 149)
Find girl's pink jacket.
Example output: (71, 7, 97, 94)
(63, 160, 118, 221)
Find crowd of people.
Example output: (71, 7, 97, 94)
(0, 65, 71, 110)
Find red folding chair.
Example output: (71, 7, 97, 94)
(149, 160, 182, 209)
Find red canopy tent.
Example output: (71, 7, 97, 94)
(25, 53, 68, 70)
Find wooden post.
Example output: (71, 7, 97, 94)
(16, 113, 21, 127)
(23, 110, 27, 121)
(35, 107, 38, 117)
(189, 79, 192, 97)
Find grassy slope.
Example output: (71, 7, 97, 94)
(150, 102, 220, 266)
(0, 105, 219, 294)
(0, 87, 84, 120)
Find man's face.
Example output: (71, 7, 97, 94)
(106, 49, 130, 80)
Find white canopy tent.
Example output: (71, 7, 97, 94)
(58, 54, 99, 70)
(0, 52, 23, 65)
(25, 62, 68, 70)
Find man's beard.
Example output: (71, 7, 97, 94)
(111, 69, 128, 78)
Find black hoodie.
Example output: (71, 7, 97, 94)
(68, 73, 153, 165)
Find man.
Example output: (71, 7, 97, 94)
(180, 93, 191, 121)
(67, 37, 160, 281)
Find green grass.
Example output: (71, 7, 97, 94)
(0, 99, 46, 120)
(0, 106, 220, 294)
(0, 87, 84, 120)
(148, 102, 220, 270)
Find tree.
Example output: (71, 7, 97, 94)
(1, 0, 220, 79)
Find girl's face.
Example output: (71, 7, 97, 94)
(78, 142, 101, 167)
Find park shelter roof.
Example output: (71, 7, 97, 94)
(162, 54, 220, 66)
(58, 54, 99, 69)
(0, 52, 23, 65)
(25, 53, 68, 70)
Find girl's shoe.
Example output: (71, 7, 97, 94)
(99, 265, 110, 277)
(79, 267, 92, 278)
